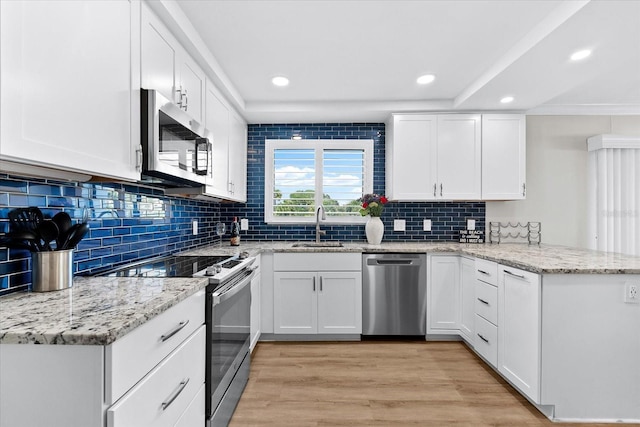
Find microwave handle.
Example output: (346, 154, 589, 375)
(194, 137, 210, 176)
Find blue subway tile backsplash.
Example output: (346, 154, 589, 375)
(1, 122, 485, 297)
(0, 176, 222, 296)
(222, 123, 485, 243)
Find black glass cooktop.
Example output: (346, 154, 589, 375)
(98, 255, 229, 278)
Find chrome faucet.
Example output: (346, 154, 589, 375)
(315, 206, 326, 243)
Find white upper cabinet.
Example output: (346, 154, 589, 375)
(386, 114, 437, 200)
(228, 109, 248, 202)
(386, 114, 481, 201)
(387, 113, 525, 201)
(141, 2, 205, 124)
(437, 115, 481, 199)
(203, 81, 247, 202)
(482, 115, 526, 200)
(0, 0, 140, 182)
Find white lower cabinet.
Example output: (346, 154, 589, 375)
(0, 290, 206, 427)
(498, 265, 541, 404)
(427, 255, 460, 333)
(273, 253, 362, 335)
(474, 314, 497, 367)
(250, 255, 262, 351)
(459, 257, 475, 342)
(107, 326, 205, 427)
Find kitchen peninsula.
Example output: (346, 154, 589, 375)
(1, 242, 639, 425)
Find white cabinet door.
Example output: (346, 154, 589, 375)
(498, 265, 541, 403)
(459, 257, 475, 342)
(436, 115, 481, 200)
(1, 0, 139, 182)
(386, 114, 437, 200)
(228, 110, 248, 202)
(141, 2, 176, 102)
(204, 84, 230, 197)
(482, 115, 526, 200)
(428, 255, 460, 332)
(273, 272, 317, 334)
(177, 53, 205, 124)
(317, 272, 362, 334)
(250, 260, 261, 351)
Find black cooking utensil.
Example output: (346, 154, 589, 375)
(52, 212, 72, 248)
(8, 207, 43, 232)
(1, 229, 41, 251)
(38, 220, 59, 251)
(61, 223, 89, 250)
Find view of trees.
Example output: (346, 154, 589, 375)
(273, 189, 361, 216)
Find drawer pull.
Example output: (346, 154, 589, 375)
(477, 298, 490, 305)
(477, 269, 490, 276)
(161, 378, 190, 410)
(477, 333, 489, 344)
(503, 269, 526, 280)
(160, 320, 190, 342)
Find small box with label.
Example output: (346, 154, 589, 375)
(459, 229, 485, 244)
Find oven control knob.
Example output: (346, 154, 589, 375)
(205, 265, 222, 276)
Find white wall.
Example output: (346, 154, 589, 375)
(486, 115, 640, 249)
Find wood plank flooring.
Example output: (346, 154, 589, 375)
(229, 340, 626, 427)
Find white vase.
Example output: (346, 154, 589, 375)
(365, 216, 384, 244)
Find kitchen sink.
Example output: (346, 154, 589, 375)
(291, 241, 344, 248)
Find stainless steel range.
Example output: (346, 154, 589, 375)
(98, 253, 256, 427)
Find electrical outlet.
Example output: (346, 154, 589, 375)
(423, 219, 432, 232)
(240, 218, 249, 231)
(625, 283, 639, 304)
(393, 219, 406, 232)
(467, 219, 476, 231)
(192, 220, 198, 235)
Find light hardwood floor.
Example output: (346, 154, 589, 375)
(229, 340, 624, 427)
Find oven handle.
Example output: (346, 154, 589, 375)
(212, 268, 256, 306)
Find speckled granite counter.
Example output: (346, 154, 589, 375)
(0, 276, 208, 345)
(183, 241, 640, 274)
(2, 241, 638, 346)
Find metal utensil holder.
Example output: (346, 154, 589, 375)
(489, 222, 541, 245)
(31, 249, 73, 292)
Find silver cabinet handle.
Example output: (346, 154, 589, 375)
(160, 320, 189, 342)
(477, 269, 490, 276)
(135, 144, 143, 171)
(176, 86, 183, 108)
(320, 276, 323, 291)
(503, 269, 526, 280)
(440, 183, 443, 197)
(161, 378, 189, 410)
(477, 298, 489, 305)
(433, 183, 437, 197)
(522, 183, 526, 197)
(312, 276, 316, 292)
(477, 333, 489, 344)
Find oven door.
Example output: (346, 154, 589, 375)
(206, 269, 253, 423)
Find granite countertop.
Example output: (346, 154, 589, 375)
(0, 276, 208, 345)
(183, 241, 640, 274)
(2, 241, 639, 347)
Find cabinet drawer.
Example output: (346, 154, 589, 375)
(474, 315, 497, 368)
(175, 383, 205, 427)
(105, 290, 205, 404)
(475, 280, 498, 325)
(107, 326, 206, 427)
(475, 258, 498, 285)
(274, 252, 361, 271)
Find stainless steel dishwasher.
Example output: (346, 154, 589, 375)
(362, 253, 427, 336)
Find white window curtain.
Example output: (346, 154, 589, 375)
(587, 134, 640, 256)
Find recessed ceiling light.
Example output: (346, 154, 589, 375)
(271, 76, 289, 87)
(570, 49, 591, 61)
(417, 74, 435, 85)
(500, 96, 514, 104)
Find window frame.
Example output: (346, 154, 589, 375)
(264, 139, 374, 224)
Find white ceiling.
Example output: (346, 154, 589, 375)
(168, 0, 640, 123)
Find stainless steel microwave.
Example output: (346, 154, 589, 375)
(140, 89, 212, 187)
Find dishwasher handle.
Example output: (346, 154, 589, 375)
(367, 259, 417, 266)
